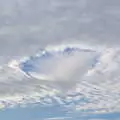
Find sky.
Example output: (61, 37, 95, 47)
(0, 0, 120, 120)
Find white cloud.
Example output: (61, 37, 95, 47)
(0, 43, 119, 115)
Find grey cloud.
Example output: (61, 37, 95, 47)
(0, 0, 120, 60)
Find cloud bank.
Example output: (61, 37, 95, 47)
(0, 43, 119, 115)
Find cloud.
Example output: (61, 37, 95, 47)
(0, 43, 119, 115)
(0, 0, 120, 117)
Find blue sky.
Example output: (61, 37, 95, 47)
(1, 105, 120, 120)
(0, 105, 70, 120)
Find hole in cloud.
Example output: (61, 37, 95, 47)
(19, 44, 99, 90)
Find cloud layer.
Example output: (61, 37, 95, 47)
(0, 0, 120, 117)
(0, 43, 120, 115)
